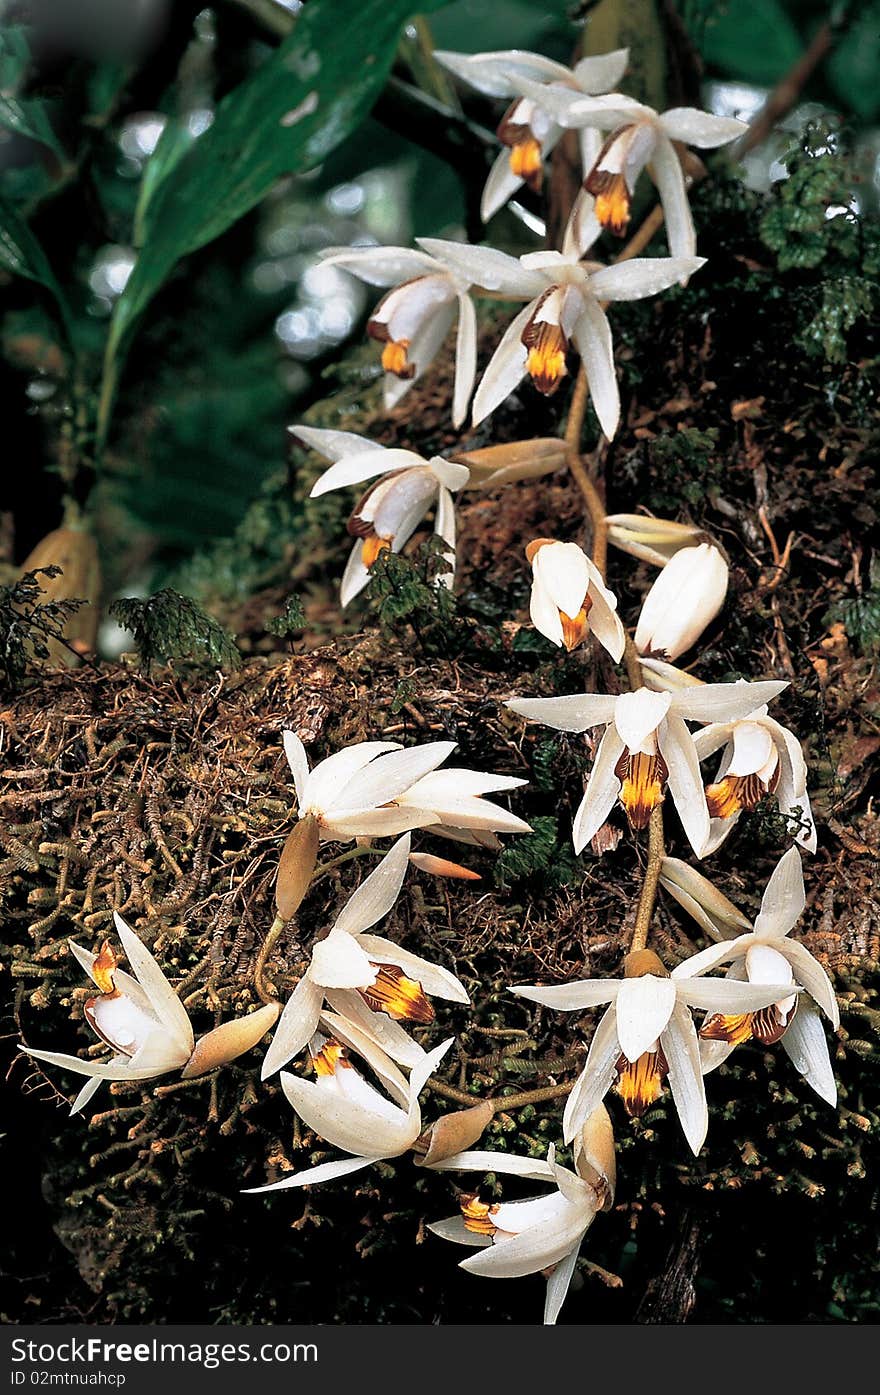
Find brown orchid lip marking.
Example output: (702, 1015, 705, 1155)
(614, 750, 669, 830)
(585, 127, 636, 236)
(613, 1046, 669, 1117)
(705, 766, 780, 819)
(497, 102, 543, 191)
(700, 1000, 793, 1048)
(359, 963, 435, 1025)
(521, 292, 569, 395)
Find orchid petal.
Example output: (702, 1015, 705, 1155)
(291, 425, 387, 462)
(113, 913, 194, 1055)
(261, 975, 324, 1079)
(357, 934, 469, 1004)
(589, 255, 705, 302)
(335, 741, 457, 812)
(309, 927, 376, 989)
(428, 1215, 493, 1248)
(308, 449, 420, 498)
(781, 941, 839, 1028)
(657, 714, 711, 857)
(780, 997, 837, 1106)
(243, 1154, 377, 1194)
(754, 846, 806, 939)
(333, 834, 411, 937)
(671, 681, 788, 723)
(659, 108, 747, 148)
(510, 979, 619, 1011)
(543, 1244, 582, 1326)
(471, 303, 534, 426)
(319, 245, 440, 287)
(615, 976, 677, 1061)
(647, 134, 696, 261)
(571, 297, 619, 441)
(573, 725, 627, 853)
(416, 238, 544, 298)
(303, 740, 400, 812)
(506, 692, 618, 733)
(661, 1004, 708, 1155)
(562, 1006, 620, 1143)
(452, 292, 478, 428)
(282, 730, 310, 806)
(321, 991, 427, 1069)
(572, 48, 630, 92)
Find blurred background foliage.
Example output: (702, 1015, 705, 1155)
(0, 0, 878, 638)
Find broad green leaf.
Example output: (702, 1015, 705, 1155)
(700, 0, 801, 86)
(827, 2, 880, 120)
(0, 27, 66, 162)
(98, 0, 449, 447)
(0, 193, 64, 294)
(133, 115, 196, 247)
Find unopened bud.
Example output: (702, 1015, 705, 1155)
(458, 438, 565, 490)
(573, 1102, 616, 1209)
(18, 527, 101, 666)
(181, 1001, 281, 1078)
(414, 1099, 495, 1166)
(409, 852, 481, 881)
(660, 857, 751, 943)
(275, 813, 320, 919)
(606, 514, 716, 568)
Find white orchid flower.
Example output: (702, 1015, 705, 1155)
(510, 82, 746, 257)
(421, 238, 703, 439)
(245, 1019, 455, 1193)
(507, 679, 787, 856)
(316, 245, 477, 426)
(635, 542, 729, 661)
(19, 914, 279, 1115)
(693, 703, 816, 854)
(526, 538, 625, 659)
(295, 425, 469, 607)
(512, 948, 799, 1154)
(428, 1146, 598, 1323)
(672, 847, 838, 1105)
(283, 730, 531, 845)
(263, 834, 468, 1077)
(434, 47, 629, 222)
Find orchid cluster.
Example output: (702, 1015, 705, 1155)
(17, 40, 844, 1329)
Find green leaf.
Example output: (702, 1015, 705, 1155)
(0, 27, 66, 162)
(699, 0, 801, 85)
(0, 194, 74, 340)
(827, 2, 880, 120)
(0, 93, 66, 163)
(98, 0, 447, 448)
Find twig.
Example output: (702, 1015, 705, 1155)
(735, 15, 849, 160)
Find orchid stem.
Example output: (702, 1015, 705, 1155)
(630, 805, 666, 955)
(427, 1076, 574, 1113)
(565, 365, 608, 576)
(254, 914, 285, 1004)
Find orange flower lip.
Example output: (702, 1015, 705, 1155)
(614, 750, 668, 830)
(614, 1047, 668, 1117)
(359, 963, 435, 1025)
(459, 1192, 499, 1236)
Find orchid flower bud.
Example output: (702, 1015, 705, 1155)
(634, 543, 729, 661)
(605, 514, 711, 568)
(659, 856, 752, 943)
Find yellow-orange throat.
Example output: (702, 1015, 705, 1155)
(614, 750, 668, 830)
(559, 592, 594, 651)
(700, 1004, 791, 1048)
(312, 1039, 351, 1077)
(359, 963, 434, 1025)
(508, 137, 543, 189)
(522, 321, 568, 395)
(614, 1048, 668, 1118)
(379, 338, 415, 379)
(460, 1193, 499, 1236)
(705, 770, 777, 819)
(92, 940, 119, 997)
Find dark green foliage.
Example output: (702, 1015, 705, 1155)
(494, 814, 580, 890)
(0, 568, 85, 691)
(641, 427, 723, 510)
(368, 539, 462, 654)
(266, 593, 306, 638)
(110, 589, 241, 672)
(825, 555, 880, 654)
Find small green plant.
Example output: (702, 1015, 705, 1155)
(110, 589, 241, 672)
(0, 567, 86, 691)
(266, 594, 306, 639)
